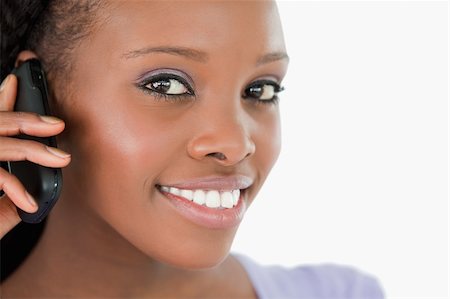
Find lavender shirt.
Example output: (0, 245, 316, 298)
(233, 253, 385, 299)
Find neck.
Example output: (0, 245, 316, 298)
(4, 197, 235, 298)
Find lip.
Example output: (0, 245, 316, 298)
(158, 188, 247, 229)
(155, 183, 249, 230)
(157, 175, 253, 191)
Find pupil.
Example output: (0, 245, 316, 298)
(249, 86, 263, 98)
(152, 80, 171, 92)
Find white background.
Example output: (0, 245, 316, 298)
(231, 1, 449, 299)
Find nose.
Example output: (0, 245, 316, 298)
(186, 104, 256, 167)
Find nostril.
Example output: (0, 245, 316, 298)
(208, 152, 227, 160)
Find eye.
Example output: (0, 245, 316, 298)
(143, 75, 193, 96)
(137, 72, 195, 101)
(243, 79, 284, 104)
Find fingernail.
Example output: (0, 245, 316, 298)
(46, 146, 71, 158)
(0, 75, 11, 92)
(40, 115, 63, 124)
(25, 191, 38, 208)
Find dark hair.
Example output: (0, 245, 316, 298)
(0, 0, 47, 80)
(0, 0, 103, 282)
(1, 0, 104, 82)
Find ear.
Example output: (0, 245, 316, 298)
(15, 50, 39, 68)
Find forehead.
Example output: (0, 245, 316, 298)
(98, 0, 286, 60)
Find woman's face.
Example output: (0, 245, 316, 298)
(57, 0, 288, 269)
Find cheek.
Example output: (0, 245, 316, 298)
(243, 106, 281, 206)
(63, 95, 176, 208)
(253, 107, 282, 176)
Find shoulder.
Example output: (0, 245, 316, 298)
(232, 253, 385, 299)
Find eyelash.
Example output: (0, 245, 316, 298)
(242, 79, 285, 105)
(137, 74, 194, 103)
(137, 73, 284, 105)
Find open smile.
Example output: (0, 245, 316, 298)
(156, 184, 249, 229)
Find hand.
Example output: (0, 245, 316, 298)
(0, 74, 71, 238)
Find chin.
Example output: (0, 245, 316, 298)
(140, 230, 237, 270)
(174, 252, 229, 270)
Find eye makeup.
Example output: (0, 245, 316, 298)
(135, 68, 196, 102)
(135, 68, 285, 105)
(242, 79, 285, 105)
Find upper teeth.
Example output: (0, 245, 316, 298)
(159, 186, 240, 209)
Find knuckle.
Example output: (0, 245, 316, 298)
(15, 111, 40, 123)
(0, 170, 15, 189)
(0, 112, 31, 134)
(0, 170, 27, 204)
(0, 138, 31, 160)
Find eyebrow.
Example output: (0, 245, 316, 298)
(122, 46, 289, 65)
(122, 46, 208, 62)
(256, 52, 290, 66)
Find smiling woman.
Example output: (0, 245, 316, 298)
(0, 0, 383, 298)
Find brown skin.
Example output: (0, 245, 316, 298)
(0, 1, 288, 297)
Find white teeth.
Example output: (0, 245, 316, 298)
(193, 190, 206, 205)
(232, 190, 240, 206)
(205, 191, 221, 208)
(180, 189, 194, 201)
(220, 191, 234, 208)
(169, 187, 180, 196)
(159, 185, 243, 209)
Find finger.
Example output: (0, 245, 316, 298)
(0, 111, 65, 137)
(0, 74, 18, 111)
(0, 167, 38, 213)
(0, 137, 71, 168)
(0, 195, 22, 239)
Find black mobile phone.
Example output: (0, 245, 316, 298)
(2, 59, 63, 223)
